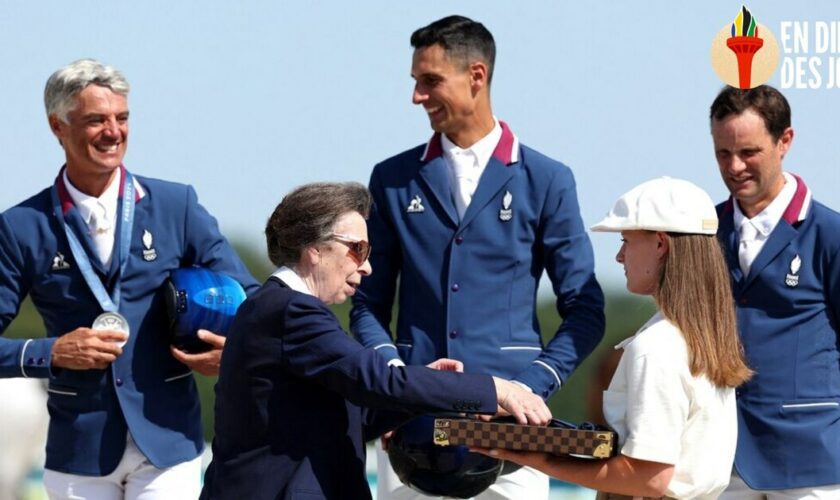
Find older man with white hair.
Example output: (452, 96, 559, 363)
(0, 59, 258, 499)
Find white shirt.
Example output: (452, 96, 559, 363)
(64, 169, 120, 234)
(271, 266, 313, 296)
(603, 312, 737, 500)
(63, 169, 147, 221)
(441, 119, 502, 219)
(64, 170, 122, 266)
(63, 169, 146, 267)
(733, 172, 797, 273)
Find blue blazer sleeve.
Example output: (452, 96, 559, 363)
(349, 165, 402, 363)
(0, 213, 57, 378)
(513, 167, 605, 396)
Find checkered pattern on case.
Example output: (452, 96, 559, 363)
(445, 419, 613, 458)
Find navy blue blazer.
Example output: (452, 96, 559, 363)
(202, 278, 497, 500)
(0, 168, 258, 475)
(717, 175, 840, 489)
(350, 122, 604, 400)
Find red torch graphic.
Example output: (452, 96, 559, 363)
(726, 6, 763, 89)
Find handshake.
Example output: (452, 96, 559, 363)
(426, 358, 552, 426)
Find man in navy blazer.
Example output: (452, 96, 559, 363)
(711, 85, 840, 498)
(0, 59, 258, 498)
(350, 16, 605, 499)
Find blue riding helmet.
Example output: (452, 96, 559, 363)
(164, 268, 247, 353)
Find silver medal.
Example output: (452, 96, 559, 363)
(92, 312, 130, 348)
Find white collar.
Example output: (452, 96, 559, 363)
(733, 172, 798, 237)
(63, 169, 121, 225)
(272, 266, 314, 296)
(615, 311, 664, 350)
(441, 118, 502, 170)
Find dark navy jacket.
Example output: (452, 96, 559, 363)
(0, 168, 258, 475)
(717, 175, 840, 489)
(350, 122, 604, 400)
(202, 278, 496, 500)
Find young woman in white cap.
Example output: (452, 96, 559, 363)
(475, 177, 752, 499)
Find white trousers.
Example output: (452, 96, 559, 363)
(719, 471, 840, 500)
(43, 434, 202, 500)
(374, 443, 549, 500)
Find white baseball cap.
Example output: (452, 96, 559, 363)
(591, 177, 719, 235)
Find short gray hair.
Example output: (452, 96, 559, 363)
(265, 182, 371, 267)
(44, 59, 130, 123)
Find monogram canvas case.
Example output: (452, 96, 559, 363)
(433, 418, 617, 459)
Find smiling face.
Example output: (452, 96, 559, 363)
(411, 44, 491, 147)
(310, 211, 372, 305)
(49, 84, 129, 195)
(616, 230, 666, 296)
(711, 109, 793, 218)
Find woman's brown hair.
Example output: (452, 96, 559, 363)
(655, 233, 753, 388)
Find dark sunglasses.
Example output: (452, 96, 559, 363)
(329, 232, 372, 263)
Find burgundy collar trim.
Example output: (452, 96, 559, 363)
(419, 120, 519, 165)
(55, 165, 142, 215)
(720, 173, 811, 224)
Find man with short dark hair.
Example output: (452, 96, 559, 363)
(0, 59, 258, 499)
(351, 15, 605, 499)
(711, 84, 840, 499)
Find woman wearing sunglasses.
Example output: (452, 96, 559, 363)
(200, 182, 551, 500)
(476, 178, 753, 499)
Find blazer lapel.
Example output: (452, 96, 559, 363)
(717, 206, 745, 287)
(103, 195, 130, 288)
(743, 221, 798, 290)
(417, 156, 459, 227)
(459, 157, 515, 229)
(55, 170, 109, 276)
(416, 121, 519, 229)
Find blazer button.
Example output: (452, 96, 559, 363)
(37, 358, 45, 365)
(26, 358, 34, 365)
(451, 283, 460, 292)
(449, 330, 458, 339)
(455, 236, 464, 245)
(542, 390, 550, 398)
(116, 378, 124, 387)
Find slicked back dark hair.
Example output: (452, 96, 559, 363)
(411, 15, 496, 84)
(265, 182, 371, 267)
(710, 85, 791, 141)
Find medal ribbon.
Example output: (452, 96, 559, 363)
(51, 168, 135, 312)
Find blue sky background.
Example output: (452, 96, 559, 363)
(2, 1, 838, 289)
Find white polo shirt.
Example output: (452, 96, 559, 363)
(603, 312, 737, 499)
